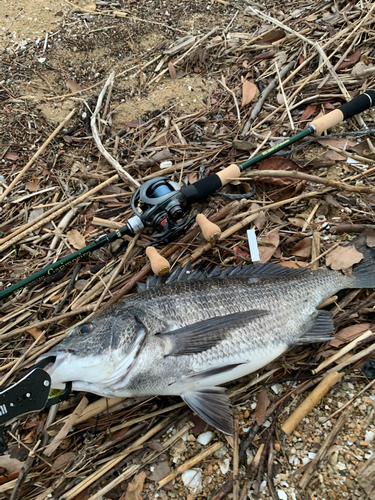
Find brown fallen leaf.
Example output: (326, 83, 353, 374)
(25, 181, 39, 192)
(261, 29, 285, 42)
(317, 137, 356, 150)
(288, 217, 306, 229)
(257, 157, 304, 186)
(254, 388, 270, 425)
(253, 51, 275, 60)
(337, 49, 361, 70)
(241, 80, 258, 107)
(277, 261, 309, 269)
(27, 327, 45, 344)
(66, 80, 84, 93)
(168, 60, 177, 80)
(5, 152, 19, 161)
(123, 471, 146, 500)
(326, 244, 363, 272)
(299, 104, 316, 122)
(253, 210, 267, 230)
(67, 229, 86, 250)
(290, 237, 312, 258)
(51, 452, 76, 472)
(258, 228, 279, 263)
(28, 208, 44, 224)
(124, 120, 144, 128)
(330, 322, 372, 348)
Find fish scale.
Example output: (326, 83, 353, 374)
(39, 245, 375, 434)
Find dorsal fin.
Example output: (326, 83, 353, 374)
(140, 262, 310, 290)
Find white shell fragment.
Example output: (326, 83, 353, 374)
(181, 469, 202, 489)
(219, 458, 230, 474)
(197, 431, 214, 445)
(160, 161, 173, 169)
(365, 430, 374, 443)
(277, 491, 288, 500)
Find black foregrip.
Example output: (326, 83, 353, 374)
(181, 174, 223, 205)
(339, 90, 375, 120)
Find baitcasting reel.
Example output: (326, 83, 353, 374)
(130, 177, 195, 245)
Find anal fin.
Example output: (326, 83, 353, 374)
(297, 310, 334, 344)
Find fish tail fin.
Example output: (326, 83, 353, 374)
(351, 244, 375, 288)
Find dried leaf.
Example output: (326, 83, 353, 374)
(51, 452, 76, 472)
(5, 152, 19, 161)
(299, 104, 316, 122)
(25, 181, 39, 192)
(0, 456, 24, 474)
(290, 237, 312, 258)
(67, 229, 86, 250)
(146, 460, 171, 482)
(74, 279, 88, 291)
(66, 80, 84, 93)
(241, 80, 258, 108)
(253, 210, 267, 230)
(317, 137, 356, 150)
(28, 208, 44, 224)
(261, 29, 285, 42)
(351, 62, 373, 76)
(124, 120, 144, 128)
(123, 471, 146, 500)
(27, 327, 45, 344)
(257, 157, 304, 186)
(253, 51, 275, 60)
(288, 217, 306, 229)
(254, 388, 270, 425)
(277, 261, 308, 269)
(363, 228, 375, 248)
(151, 149, 172, 162)
(168, 60, 177, 80)
(258, 228, 279, 263)
(330, 323, 372, 348)
(337, 49, 361, 70)
(326, 244, 363, 272)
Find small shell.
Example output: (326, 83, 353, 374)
(197, 431, 214, 445)
(181, 469, 202, 489)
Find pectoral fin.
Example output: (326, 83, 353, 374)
(158, 310, 267, 357)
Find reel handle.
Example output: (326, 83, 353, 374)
(146, 247, 170, 276)
(196, 214, 221, 243)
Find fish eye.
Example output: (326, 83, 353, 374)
(79, 323, 93, 335)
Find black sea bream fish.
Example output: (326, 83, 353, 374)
(39, 244, 375, 434)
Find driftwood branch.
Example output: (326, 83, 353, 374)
(90, 72, 140, 188)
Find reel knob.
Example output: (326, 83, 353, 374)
(196, 214, 221, 243)
(146, 247, 170, 276)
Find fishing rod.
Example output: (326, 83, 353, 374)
(0, 91, 374, 451)
(0, 91, 375, 303)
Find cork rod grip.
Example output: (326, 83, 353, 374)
(196, 214, 221, 243)
(145, 247, 170, 276)
(216, 164, 241, 186)
(310, 90, 375, 136)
